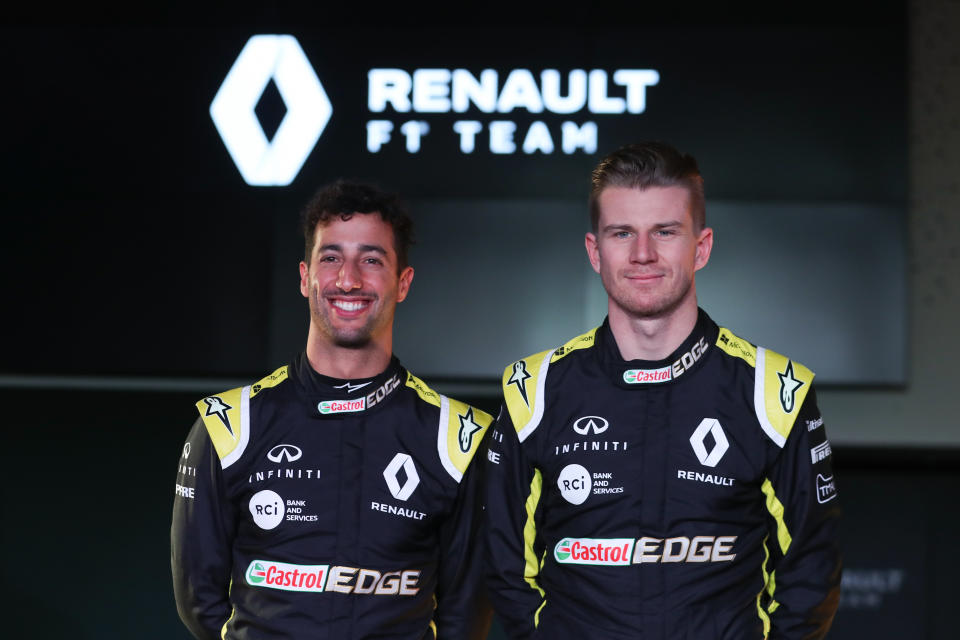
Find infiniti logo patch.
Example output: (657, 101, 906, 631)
(573, 416, 609, 435)
(267, 444, 303, 463)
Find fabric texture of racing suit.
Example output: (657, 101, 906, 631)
(172, 353, 494, 640)
(485, 309, 841, 639)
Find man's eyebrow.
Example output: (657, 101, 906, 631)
(601, 223, 635, 233)
(317, 243, 388, 255)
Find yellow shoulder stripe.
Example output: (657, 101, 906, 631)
(250, 365, 288, 399)
(548, 328, 597, 363)
(406, 372, 442, 408)
(407, 373, 493, 482)
(196, 366, 289, 469)
(196, 385, 247, 468)
(504, 328, 598, 443)
(440, 397, 494, 482)
(716, 327, 757, 366)
(755, 347, 814, 447)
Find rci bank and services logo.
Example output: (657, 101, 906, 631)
(210, 35, 332, 187)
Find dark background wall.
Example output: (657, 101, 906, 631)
(3, 0, 959, 637)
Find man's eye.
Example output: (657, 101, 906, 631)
(614, 231, 631, 239)
(320, 255, 339, 263)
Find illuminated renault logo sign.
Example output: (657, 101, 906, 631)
(210, 35, 332, 187)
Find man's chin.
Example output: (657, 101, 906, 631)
(332, 333, 372, 349)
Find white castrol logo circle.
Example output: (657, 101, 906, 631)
(557, 464, 592, 505)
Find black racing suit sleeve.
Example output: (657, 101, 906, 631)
(171, 417, 236, 640)
(484, 407, 545, 640)
(765, 387, 842, 639)
(434, 438, 494, 640)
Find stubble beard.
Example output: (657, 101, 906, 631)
(604, 270, 694, 320)
(310, 287, 385, 349)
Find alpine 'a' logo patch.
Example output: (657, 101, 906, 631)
(457, 407, 484, 453)
(203, 396, 234, 434)
(507, 360, 532, 408)
(778, 360, 804, 413)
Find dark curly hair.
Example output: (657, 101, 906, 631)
(589, 141, 705, 232)
(300, 179, 415, 272)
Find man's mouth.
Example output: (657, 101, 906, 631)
(330, 299, 370, 312)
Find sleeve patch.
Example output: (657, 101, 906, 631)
(503, 349, 553, 443)
(438, 398, 493, 482)
(754, 347, 815, 447)
(196, 385, 250, 467)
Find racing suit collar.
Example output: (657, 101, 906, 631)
(598, 308, 719, 388)
(292, 352, 406, 417)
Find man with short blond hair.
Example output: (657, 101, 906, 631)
(485, 142, 841, 639)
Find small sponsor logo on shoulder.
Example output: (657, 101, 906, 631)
(811, 441, 832, 464)
(778, 361, 805, 413)
(816, 473, 838, 503)
(555, 537, 634, 565)
(807, 416, 824, 432)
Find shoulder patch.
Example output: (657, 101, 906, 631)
(405, 372, 493, 482)
(716, 327, 757, 366)
(550, 328, 598, 363)
(405, 372, 442, 408)
(439, 398, 494, 483)
(754, 347, 815, 447)
(196, 385, 250, 469)
(250, 365, 288, 398)
(504, 328, 597, 444)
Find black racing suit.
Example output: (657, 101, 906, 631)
(485, 310, 841, 639)
(172, 353, 493, 640)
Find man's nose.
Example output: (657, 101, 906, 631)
(630, 233, 656, 263)
(336, 261, 362, 291)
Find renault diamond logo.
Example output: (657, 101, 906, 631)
(267, 444, 303, 463)
(383, 452, 420, 501)
(210, 35, 333, 186)
(573, 416, 609, 435)
(689, 418, 729, 467)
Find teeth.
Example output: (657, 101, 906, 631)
(332, 300, 367, 312)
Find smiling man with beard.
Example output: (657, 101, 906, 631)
(172, 180, 493, 640)
(485, 142, 842, 639)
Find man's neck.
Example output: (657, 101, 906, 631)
(607, 298, 700, 361)
(304, 328, 393, 380)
